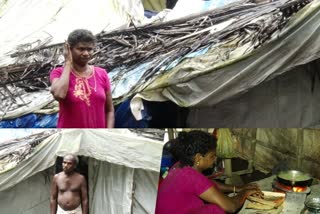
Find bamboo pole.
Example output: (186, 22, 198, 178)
(224, 158, 233, 185)
(296, 128, 304, 170)
(167, 129, 175, 140)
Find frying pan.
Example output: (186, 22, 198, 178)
(277, 170, 313, 187)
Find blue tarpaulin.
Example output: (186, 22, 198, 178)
(115, 99, 151, 128)
(0, 113, 58, 128)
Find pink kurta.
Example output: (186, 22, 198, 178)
(50, 66, 111, 128)
(156, 166, 225, 214)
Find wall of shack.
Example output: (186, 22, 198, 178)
(232, 129, 320, 178)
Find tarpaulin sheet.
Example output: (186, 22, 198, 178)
(164, 0, 239, 21)
(89, 160, 134, 214)
(142, 0, 166, 12)
(0, 168, 53, 214)
(234, 129, 320, 178)
(0, 129, 163, 191)
(0, 133, 59, 191)
(56, 129, 163, 172)
(132, 168, 159, 214)
(187, 61, 320, 127)
(89, 160, 161, 214)
(0, 113, 58, 128)
(135, 0, 320, 108)
(0, 90, 55, 120)
(0, 129, 163, 214)
(115, 98, 151, 128)
(0, 0, 145, 67)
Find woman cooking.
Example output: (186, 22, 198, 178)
(50, 29, 114, 128)
(156, 130, 263, 214)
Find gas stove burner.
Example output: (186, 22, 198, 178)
(273, 179, 312, 214)
(272, 180, 311, 194)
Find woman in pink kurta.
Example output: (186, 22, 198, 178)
(50, 66, 111, 128)
(156, 131, 262, 214)
(50, 29, 114, 128)
(157, 165, 225, 214)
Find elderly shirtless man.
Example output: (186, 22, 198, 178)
(50, 154, 88, 214)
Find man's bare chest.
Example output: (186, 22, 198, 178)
(57, 177, 81, 192)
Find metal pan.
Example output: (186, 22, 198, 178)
(277, 170, 313, 187)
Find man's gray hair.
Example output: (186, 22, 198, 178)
(64, 153, 79, 166)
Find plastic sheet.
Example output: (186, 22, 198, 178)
(142, 0, 166, 12)
(132, 168, 160, 214)
(135, 0, 320, 109)
(115, 99, 151, 128)
(0, 129, 163, 214)
(0, 113, 58, 128)
(164, 0, 239, 21)
(89, 160, 134, 214)
(187, 61, 320, 127)
(0, 90, 55, 120)
(0, 0, 145, 67)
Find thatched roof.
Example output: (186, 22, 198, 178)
(0, 130, 57, 172)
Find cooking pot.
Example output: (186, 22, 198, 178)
(277, 170, 313, 187)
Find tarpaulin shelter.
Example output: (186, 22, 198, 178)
(0, 129, 164, 214)
(124, 0, 320, 127)
(1, 0, 320, 127)
(0, 0, 146, 127)
(232, 128, 320, 178)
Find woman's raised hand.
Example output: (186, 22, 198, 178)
(63, 41, 73, 65)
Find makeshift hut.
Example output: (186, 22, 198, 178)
(163, 128, 320, 180)
(1, 0, 320, 127)
(229, 128, 320, 213)
(160, 128, 320, 213)
(0, 0, 147, 128)
(0, 129, 164, 214)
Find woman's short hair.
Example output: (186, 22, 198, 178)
(67, 29, 96, 48)
(170, 130, 217, 167)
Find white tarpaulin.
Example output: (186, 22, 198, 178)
(56, 129, 163, 172)
(187, 60, 320, 127)
(89, 160, 134, 214)
(0, 169, 53, 214)
(0, 0, 145, 67)
(164, 0, 239, 21)
(89, 158, 160, 214)
(0, 90, 55, 120)
(132, 168, 159, 214)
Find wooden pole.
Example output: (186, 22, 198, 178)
(296, 128, 304, 170)
(168, 128, 175, 140)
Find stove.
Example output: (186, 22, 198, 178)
(272, 180, 311, 213)
(273, 180, 311, 193)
